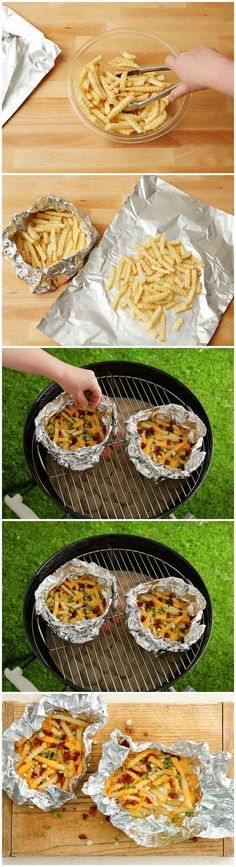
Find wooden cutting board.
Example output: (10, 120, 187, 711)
(2, 174, 234, 347)
(3, 3, 233, 174)
(3, 701, 233, 858)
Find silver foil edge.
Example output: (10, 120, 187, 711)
(37, 175, 234, 346)
(34, 392, 117, 471)
(2, 194, 99, 293)
(35, 558, 117, 644)
(2, 6, 61, 125)
(83, 729, 233, 847)
(2, 693, 107, 810)
(125, 403, 207, 482)
(126, 576, 207, 654)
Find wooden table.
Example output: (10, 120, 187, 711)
(3, 173, 233, 346)
(2, 700, 233, 859)
(3, 3, 233, 173)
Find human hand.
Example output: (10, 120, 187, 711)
(57, 364, 102, 409)
(165, 47, 234, 102)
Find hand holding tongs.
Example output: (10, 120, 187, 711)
(121, 65, 182, 112)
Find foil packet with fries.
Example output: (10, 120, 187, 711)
(83, 729, 233, 847)
(2, 693, 107, 810)
(2, 194, 99, 293)
(125, 404, 207, 483)
(35, 558, 117, 644)
(34, 392, 117, 470)
(38, 175, 234, 346)
(126, 576, 206, 655)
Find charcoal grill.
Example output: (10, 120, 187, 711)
(24, 534, 212, 692)
(23, 361, 212, 519)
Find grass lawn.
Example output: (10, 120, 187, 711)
(2, 347, 233, 519)
(2, 520, 233, 693)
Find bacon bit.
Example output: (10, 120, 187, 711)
(89, 805, 97, 816)
(143, 730, 149, 737)
(119, 738, 130, 748)
(82, 813, 89, 820)
(79, 833, 87, 840)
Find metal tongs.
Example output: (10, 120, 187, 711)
(119, 65, 181, 112)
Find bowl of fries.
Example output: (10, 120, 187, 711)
(34, 392, 117, 471)
(34, 557, 117, 644)
(67, 29, 190, 143)
(3, 694, 107, 810)
(83, 729, 233, 846)
(126, 576, 207, 655)
(126, 404, 207, 482)
(2, 194, 99, 293)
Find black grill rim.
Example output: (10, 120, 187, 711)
(23, 533, 213, 692)
(23, 360, 213, 519)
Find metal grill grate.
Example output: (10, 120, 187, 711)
(24, 363, 212, 519)
(24, 537, 212, 692)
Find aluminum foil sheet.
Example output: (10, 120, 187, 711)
(126, 403, 206, 483)
(83, 729, 233, 847)
(2, 693, 107, 810)
(34, 392, 117, 470)
(2, 6, 61, 125)
(126, 576, 206, 654)
(38, 175, 234, 346)
(2, 194, 99, 293)
(35, 557, 117, 644)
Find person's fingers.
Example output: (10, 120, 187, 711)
(165, 53, 179, 71)
(168, 82, 189, 103)
(77, 391, 88, 409)
(89, 380, 102, 407)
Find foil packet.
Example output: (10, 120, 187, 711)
(126, 576, 206, 654)
(2, 6, 61, 125)
(34, 392, 117, 471)
(35, 557, 117, 644)
(83, 729, 233, 847)
(2, 693, 107, 810)
(2, 194, 99, 293)
(38, 174, 234, 347)
(125, 404, 207, 483)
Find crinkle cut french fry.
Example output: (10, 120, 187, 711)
(107, 231, 204, 343)
(77, 51, 171, 136)
(14, 209, 86, 268)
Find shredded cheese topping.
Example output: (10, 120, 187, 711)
(46, 404, 106, 451)
(104, 747, 201, 823)
(14, 710, 87, 792)
(137, 586, 194, 641)
(137, 415, 193, 469)
(46, 573, 106, 623)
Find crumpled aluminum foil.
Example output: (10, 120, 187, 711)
(2, 693, 107, 811)
(83, 729, 233, 847)
(34, 392, 117, 470)
(126, 404, 207, 482)
(2, 6, 61, 125)
(2, 194, 99, 293)
(35, 557, 117, 644)
(38, 175, 234, 346)
(126, 576, 206, 654)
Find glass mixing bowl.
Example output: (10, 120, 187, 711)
(67, 28, 190, 144)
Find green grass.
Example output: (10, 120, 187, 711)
(2, 347, 233, 519)
(2, 521, 233, 693)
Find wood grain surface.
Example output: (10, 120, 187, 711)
(3, 173, 233, 347)
(2, 2, 234, 173)
(2, 700, 233, 858)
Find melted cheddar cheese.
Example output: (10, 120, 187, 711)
(46, 403, 106, 451)
(137, 416, 192, 469)
(104, 746, 201, 824)
(137, 586, 194, 642)
(46, 573, 106, 623)
(14, 709, 87, 792)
